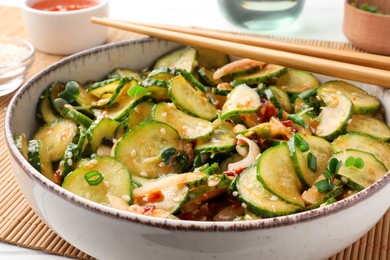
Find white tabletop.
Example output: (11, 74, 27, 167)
(0, 0, 347, 258)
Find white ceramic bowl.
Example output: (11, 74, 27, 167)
(22, 0, 109, 55)
(5, 38, 390, 260)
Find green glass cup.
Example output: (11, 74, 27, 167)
(218, 0, 305, 30)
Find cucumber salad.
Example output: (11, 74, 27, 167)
(15, 46, 390, 221)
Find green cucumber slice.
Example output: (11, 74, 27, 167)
(194, 120, 236, 154)
(27, 139, 54, 181)
(333, 149, 388, 191)
(33, 119, 78, 162)
(332, 132, 390, 170)
(14, 133, 28, 159)
(126, 101, 154, 130)
(197, 66, 222, 87)
(114, 120, 185, 179)
(87, 118, 120, 153)
(62, 157, 133, 204)
(153, 102, 214, 140)
(96, 79, 151, 121)
(276, 69, 320, 94)
(108, 68, 142, 81)
(169, 74, 217, 121)
(154, 46, 197, 72)
(87, 78, 121, 98)
(315, 93, 353, 141)
(237, 165, 301, 217)
(38, 87, 60, 124)
(347, 114, 390, 141)
(290, 135, 332, 188)
(221, 84, 261, 120)
(231, 64, 287, 87)
(195, 47, 230, 69)
(269, 86, 293, 113)
(257, 143, 304, 207)
(317, 80, 380, 114)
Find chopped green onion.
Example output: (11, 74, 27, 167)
(297, 87, 318, 100)
(294, 134, 310, 152)
(287, 114, 306, 128)
(127, 85, 149, 98)
(327, 158, 341, 175)
(84, 170, 104, 186)
(307, 152, 317, 172)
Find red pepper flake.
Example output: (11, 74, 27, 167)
(224, 167, 246, 177)
(53, 170, 62, 185)
(282, 120, 293, 127)
(143, 204, 156, 214)
(147, 190, 164, 203)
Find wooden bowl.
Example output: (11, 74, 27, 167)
(343, 0, 390, 55)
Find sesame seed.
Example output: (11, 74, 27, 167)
(67, 159, 73, 166)
(140, 171, 147, 177)
(160, 128, 166, 135)
(162, 112, 167, 118)
(232, 191, 239, 197)
(67, 151, 73, 158)
(130, 149, 137, 157)
(0, 42, 30, 66)
(121, 195, 131, 201)
(241, 203, 247, 209)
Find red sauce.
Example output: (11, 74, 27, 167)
(30, 0, 98, 11)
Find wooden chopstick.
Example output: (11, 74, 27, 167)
(117, 20, 390, 71)
(91, 17, 390, 88)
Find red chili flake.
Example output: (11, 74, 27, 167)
(143, 204, 156, 214)
(282, 120, 293, 127)
(224, 167, 246, 177)
(53, 170, 62, 185)
(147, 190, 164, 203)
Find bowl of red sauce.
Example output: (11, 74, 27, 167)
(22, 0, 109, 55)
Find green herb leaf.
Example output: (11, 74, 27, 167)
(84, 170, 104, 186)
(314, 179, 334, 193)
(294, 134, 310, 152)
(127, 85, 148, 98)
(307, 152, 317, 172)
(345, 156, 365, 169)
(327, 158, 341, 175)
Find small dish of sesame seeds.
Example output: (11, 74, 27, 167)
(0, 36, 35, 96)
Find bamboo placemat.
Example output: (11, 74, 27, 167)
(0, 5, 389, 260)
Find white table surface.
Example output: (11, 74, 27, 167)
(0, 0, 347, 258)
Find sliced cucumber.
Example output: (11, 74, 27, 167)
(87, 78, 121, 98)
(37, 87, 60, 124)
(126, 101, 154, 130)
(333, 149, 388, 191)
(14, 133, 28, 159)
(33, 119, 78, 162)
(317, 80, 380, 114)
(276, 69, 320, 94)
(148, 67, 176, 81)
(154, 46, 197, 72)
(197, 66, 222, 87)
(221, 84, 261, 120)
(269, 86, 293, 113)
(168, 74, 217, 121)
(332, 132, 390, 170)
(237, 165, 301, 217)
(231, 64, 287, 87)
(315, 93, 353, 141)
(27, 139, 54, 181)
(141, 78, 170, 102)
(108, 68, 141, 81)
(195, 47, 230, 69)
(194, 120, 236, 154)
(138, 181, 189, 214)
(347, 114, 390, 141)
(257, 143, 304, 207)
(87, 118, 120, 153)
(114, 120, 185, 178)
(176, 68, 207, 93)
(62, 157, 133, 204)
(290, 134, 332, 188)
(153, 102, 214, 140)
(97, 79, 151, 121)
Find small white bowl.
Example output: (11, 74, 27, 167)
(22, 0, 109, 55)
(5, 38, 390, 260)
(0, 36, 35, 96)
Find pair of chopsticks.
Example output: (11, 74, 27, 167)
(91, 17, 390, 88)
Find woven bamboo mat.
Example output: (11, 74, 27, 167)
(0, 5, 389, 260)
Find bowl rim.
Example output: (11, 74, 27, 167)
(22, 0, 110, 15)
(5, 37, 390, 232)
(0, 36, 35, 69)
(345, 1, 390, 18)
